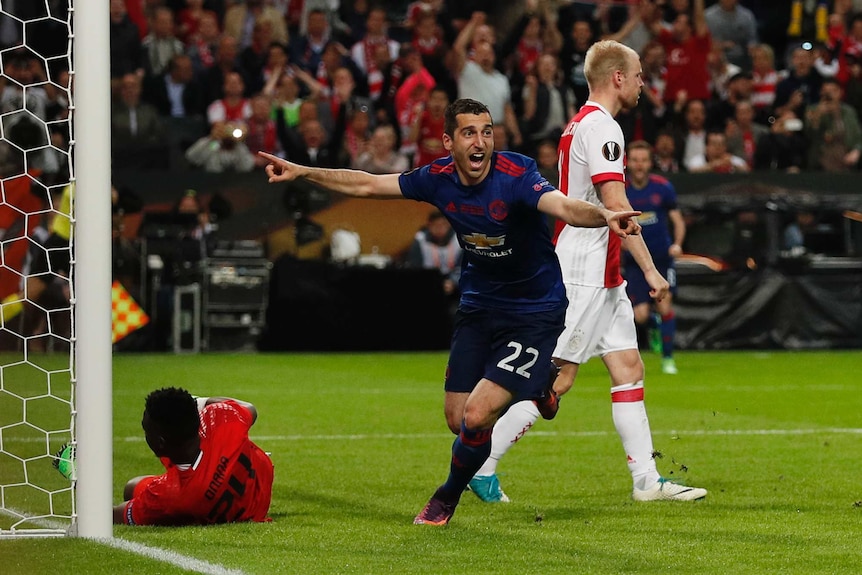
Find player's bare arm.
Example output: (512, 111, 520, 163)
(668, 207, 686, 257)
(538, 189, 641, 238)
(598, 180, 669, 301)
(258, 151, 403, 199)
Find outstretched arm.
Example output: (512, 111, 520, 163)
(258, 152, 404, 199)
(537, 189, 641, 237)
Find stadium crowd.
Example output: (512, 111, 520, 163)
(3, 0, 862, 180)
(1, 0, 854, 180)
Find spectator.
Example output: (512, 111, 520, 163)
(394, 46, 436, 151)
(521, 53, 575, 154)
(207, 71, 252, 126)
(111, 73, 167, 169)
(603, 0, 662, 56)
(786, 0, 830, 50)
(352, 124, 410, 174)
(265, 68, 318, 130)
(185, 120, 256, 172)
(704, 0, 759, 72)
(405, 209, 463, 307)
(142, 54, 207, 161)
(411, 11, 449, 92)
(804, 78, 862, 171)
(1, 49, 49, 132)
(282, 118, 340, 167)
(290, 8, 331, 73)
(201, 35, 243, 105)
(707, 43, 741, 103)
(327, 66, 373, 134)
(238, 21, 276, 95)
(618, 41, 668, 144)
(774, 44, 823, 119)
(707, 71, 752, 131)
(109, 0, 143, 90)
(508, 0, 563, 79)
(652, 130, 680, 174)
(653, 0, 711, 110)
(186, 10, 221, 76)
(141, 7, 186, 78)
(676, 98, 708, 171)
(247, 94, 283, 169)
(687, 130, 749, 173)
(753, 108, 807, 172)
(450, 12, 522, 149)
(410, 86, 449, 168)
(844, 47, 862, 119)
(260, 42, 292, 92)
(350, 7, 401, 95)
(340, 106, 373, 167)
(535, 138, 559, 186)
(176, 0, 216, 45)
(725, 100, 769, 170)
(560, 18, 594, 108)
(143, 54, 206, 120)
(224, 0, 288, 51)
(750, 43, 779, 120)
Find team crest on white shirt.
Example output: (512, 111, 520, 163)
(602, 141, 621, 161)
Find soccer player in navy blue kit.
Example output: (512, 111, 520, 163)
(258, 98, 641, 526)
(623, 140, 686, 375)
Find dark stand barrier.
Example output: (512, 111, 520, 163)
(261, 256, 452, 351)
(675, 261, 862, 350)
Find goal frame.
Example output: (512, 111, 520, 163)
(73, 0, 113, 539)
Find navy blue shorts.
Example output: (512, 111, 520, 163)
(444, 305, 566, 403)
(624, 258, 676, 306)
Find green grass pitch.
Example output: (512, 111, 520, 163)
(2, 350, 862, 574)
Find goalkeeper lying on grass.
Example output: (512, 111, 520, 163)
(113, 387, 273, 526)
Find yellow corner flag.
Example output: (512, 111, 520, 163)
(111, 280, 149, 343)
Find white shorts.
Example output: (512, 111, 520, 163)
(552, 282, 638, 364)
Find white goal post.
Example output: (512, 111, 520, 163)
(0, 0, 112, 539)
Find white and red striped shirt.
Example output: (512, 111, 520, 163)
(554, 101, 626, 288)
(751, 69, 778, 111)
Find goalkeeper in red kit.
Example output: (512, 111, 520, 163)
(113, 387, 274, 526)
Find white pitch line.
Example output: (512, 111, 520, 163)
(7, 428, 862, 445)
(104, 538, 248, 575)
(111, 428, 862, 443)
(0, 508, 247, 575)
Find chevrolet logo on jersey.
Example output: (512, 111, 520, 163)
(463, 233, 505, 249)
(462, 233, 513, 258)
(639, 211, 658, 226)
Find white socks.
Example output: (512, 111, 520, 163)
(474, 400, 539, 477)
(611, 380, 660, 489)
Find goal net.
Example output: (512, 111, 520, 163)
(1, 0, 112, 538)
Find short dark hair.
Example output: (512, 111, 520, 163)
(443, 98, 491, 137)
(145, 387, 199, 442)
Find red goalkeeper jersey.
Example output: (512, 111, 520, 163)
(122, 401, 274, 526)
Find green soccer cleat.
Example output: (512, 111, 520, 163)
(467, 474, 510, 503)
(661, 357, 678, 375)
(52, 442, 76, 481)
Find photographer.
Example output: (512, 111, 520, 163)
(185, 120, 256, 172)
(804, 78, 862, 171)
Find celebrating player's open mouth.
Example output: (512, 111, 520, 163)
(468, 151, 485, 171)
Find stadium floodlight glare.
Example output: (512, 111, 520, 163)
(0, 0, 112, 539)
